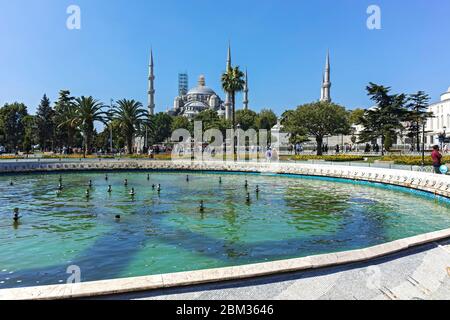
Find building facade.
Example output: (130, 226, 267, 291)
(425, 87, 450, 147)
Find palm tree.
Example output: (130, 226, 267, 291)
(70, 96, 107, 156)
(111, 99, 148, 154)
(55, 90, 77, 148)
(221, 66, 245, 129)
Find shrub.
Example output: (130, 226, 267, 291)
(289, 155, 365, 162)
(380, 155, 450, 166)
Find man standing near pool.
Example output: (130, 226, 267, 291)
(432, 145, 443, 174)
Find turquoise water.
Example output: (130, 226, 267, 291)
(1, 170, 450, 289)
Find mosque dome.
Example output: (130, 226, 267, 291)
(187, 75, 217, 96)
(441, 86, 450, 101)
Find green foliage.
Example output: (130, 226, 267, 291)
(111, 99, 148, 154)
(0, 102, 29, 152)
(221, 66, 245, 127)
(70, 96, 107, 156)
(235, 109, 258, 131)
(150, 112, 173, 144)
(358, 83, 409, 155)
(54, 90, 76, 148)
(171, 116, 192, 133)
(36, 94, 55, 151)
(256, 109, 277, 131)
(22, 115, 37, 153)
(289, 154, 365, 162)
(283, 101, 350, 155)
(379, 155, 448, 166)
(194, 109, 221, 131)
(406, 91, 432, 151)
(349, 108, 365, 125)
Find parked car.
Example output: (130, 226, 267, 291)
(0, 146, 6, 154)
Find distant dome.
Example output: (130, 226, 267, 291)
(187, 75, 217, 96)
(187, 86, 217, 96)
(441, 87, 450, 101)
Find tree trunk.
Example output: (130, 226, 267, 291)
(416, 124, 420, 153)
(381, 134, 385, 156)
(316, 136, 323, 156)
(67, 127, 74, 148)
(127, 136, 133, 155)
(84, 131, 92, 156)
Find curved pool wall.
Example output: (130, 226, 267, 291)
(1, 160, 450, 300)
(2, 159, 450, 198)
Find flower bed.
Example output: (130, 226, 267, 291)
(379, 155, 450, 166)
(289, 155, 365, 162)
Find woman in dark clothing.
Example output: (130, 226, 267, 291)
(431, 145, 443, 174)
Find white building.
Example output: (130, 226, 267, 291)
(425, 86, 450, 146)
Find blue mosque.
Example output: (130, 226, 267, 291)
(146, 46, 331, 119)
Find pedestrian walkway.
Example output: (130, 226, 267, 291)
(103, 239, 450, 300)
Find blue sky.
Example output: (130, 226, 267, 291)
(1, 0, 449, 116)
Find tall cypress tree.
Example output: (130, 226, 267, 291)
(359, 83, 409, 155)
(54, 90, 76, 149)
(407, 91, 432, 151)
(36, 94, 55, 151)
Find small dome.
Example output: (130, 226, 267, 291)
(441, 87, 450, 101)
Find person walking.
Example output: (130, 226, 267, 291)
(431, 145, 443, 174)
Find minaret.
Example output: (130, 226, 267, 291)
(148, 49, 155, 115)
(226, 43, 232, 71)
(224, 43, 232, 120)
(320, 51, 331, 103)
(243, 69, 249, 110)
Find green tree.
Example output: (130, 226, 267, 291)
(221, 66, 245, 129)
(150, 112, 173, 144)
(0, 103, 29, 152)
(68, 96, 107, 156)
(283, 101, 350, 155)
(235, 109, 258, 131)
(111, 99, 148, 154)
(194, 109, 221, 131)
(36, 94, 55, 151)
(281, 110, 308, 145)
(407, 91, 432, 151)
(54, 90, 77, 149)
(171, 115, 192, 133)
(359, 83, 409, 155)
(256, 109, 278, 131)
(22, 115, 37, 154)
(349, 108, 365, 125)
(193, 109, 232, 138)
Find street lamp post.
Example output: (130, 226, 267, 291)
(145, 123, 148, 153)
(109, 99, 114, 155)
(237, 123, 241, 159)
(421, 121, 426, 167)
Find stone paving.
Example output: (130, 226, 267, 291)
(104, 239, 450, 300)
